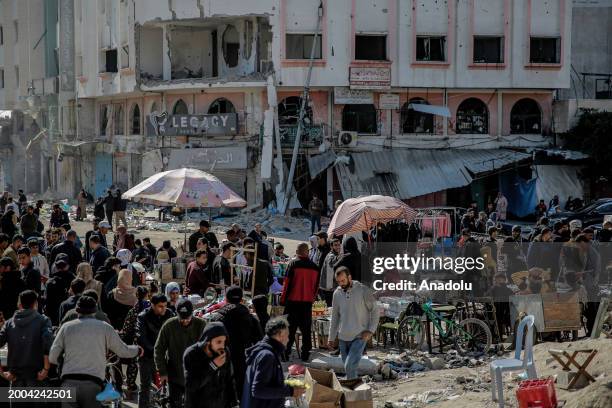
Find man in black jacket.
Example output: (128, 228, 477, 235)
(113, 189, 128, 229)
(84, 218, 101, 261)
(210, 286, 262, 393)
(49, 204, 69, 229)
(136, 294, 174, 408)
(49, 230, 83, 272)
(18, 247, 42, 296)
(89, 235, 111, 274)
(103, 191, 115, 230)
(0, 257, 26, 320)
(242, 318, 304, 407)
(44, 258, 74, 326)
(183, 322, 238, 408)
(188, 220, 219, 252)
(0, 290, 53, 392)
(58, 278, 86, 322)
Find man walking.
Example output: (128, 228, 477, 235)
(155, 298, 206, 408)
(308, 194, 324, 235)
(280, 243, 320, 362)
(183, 322, 238, 408)
(328, 266, 379, 379)
(242, 318, 305, 407)
(18, 247, 42, 296)
(113, 189, 128, 229)
(19, 205, 38, 239)
(189, 220, 218, 253)
(103, 190, 115, 229)
(320, 238, 342, 306)
(211, 286, 263, 392)
(50, 295, 141, 408)
(136, 294, 174, 408)
(49, 230, 83, 272)
(0, 290, 53, 399)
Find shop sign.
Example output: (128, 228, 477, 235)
(334, 87, 374, 104)
(379, 94, 400, 109)
(167, 146, 248, 170)
(146, 112, 238, 136)
(349, 66, 391, 90)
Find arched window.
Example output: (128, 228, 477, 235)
(100, 105, 108, 136)
(342, 104, 377, 134)
(208, 98, 236, 114)
(173, 99, 189, 115)
(222, 25, 240, 68)
(278, 96, 312, 126)
(401, 98, 434, 134)
(114, 105, 124, 135)
(456, 98, 488, 134)
(130, 104, 141, 134)
(510, 98, 541, 134)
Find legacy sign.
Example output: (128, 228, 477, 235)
(146, 112, 238, 136)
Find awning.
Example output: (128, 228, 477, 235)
(408, 104, 451, 117)
(335, 149, 531, 200)
(308, 150, 337, 178)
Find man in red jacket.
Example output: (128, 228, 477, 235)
(280, 243, 320, 362)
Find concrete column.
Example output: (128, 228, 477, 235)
(162, 26, 171, 81)
(497, 90, 503, 138)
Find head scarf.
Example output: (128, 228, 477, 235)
(165, 282, 181, 299)
(112, 269, 137, 306)
(116, 249, 132, 268)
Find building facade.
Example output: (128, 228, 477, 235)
(2, 0, 575, 211)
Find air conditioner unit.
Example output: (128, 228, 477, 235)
(337, 131, 358, 147)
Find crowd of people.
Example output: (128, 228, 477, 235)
(0, 190, 381, 408)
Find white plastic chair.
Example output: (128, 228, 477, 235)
(490, 315, 537, 407)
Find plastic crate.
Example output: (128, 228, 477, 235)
(516, 378, 557, 408)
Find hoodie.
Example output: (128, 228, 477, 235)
(183, 322, 238, 408)
(241, 336, 293, 408)
(0, 308, 53, 377)
(45, 260, 76, 326)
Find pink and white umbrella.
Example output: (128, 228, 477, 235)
(327, 195, 417, 237)
(122, 168, 246, 208)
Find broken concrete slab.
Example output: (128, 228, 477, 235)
(310, 355, 379, 376)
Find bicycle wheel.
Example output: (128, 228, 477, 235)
(397, 316, 425, 351)
(454, 318, 492, 354)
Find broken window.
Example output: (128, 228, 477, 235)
(355, 35, 387, 61)
(473, 36, 504, 63)
(530, 37, 560, 64)
(114, 105, 124, 135)
(208, 98, 236, 114)
(342, 104, 378, 134)
(278, 96, 312, 126)
(173, 99, 188, 115)
(510, 98, 541, 134)
(121, 46, 129, 69)
(416, 36, 446, 62)
(456, 98, 488, 134)
(105, 49, 118, 73)
(131, 104, 141, 135)
(222, 25, 240, 68)
(243, 21, 253, 60)
(401, 98, 433, 134)
(100, 105, 108, 136)
(286, 34, 322, 59)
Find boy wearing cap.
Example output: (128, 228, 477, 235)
(183, 322, 238, 408)
(155, 298, 206, 408)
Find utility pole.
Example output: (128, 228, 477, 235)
(279, 2, 323, 214)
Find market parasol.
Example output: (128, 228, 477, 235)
(122, 168, 246, 208)
(327, 195, 417, 237)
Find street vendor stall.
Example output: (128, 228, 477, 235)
(122, 167, 247, 285)
(510, 292, 583, 338)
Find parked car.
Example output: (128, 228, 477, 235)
(549, 198, 612, 227)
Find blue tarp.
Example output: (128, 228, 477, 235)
(499, 173, 537, 218)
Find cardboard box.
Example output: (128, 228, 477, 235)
(304, 368, 343, 408)
(339, 379, 373, 408)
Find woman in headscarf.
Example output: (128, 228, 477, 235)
(164, 281, 181, 313)
(76, 262, 103, 301)
(120, 285, 150, 400)
(106, 268, 138, 330)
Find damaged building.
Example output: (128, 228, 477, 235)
(1, 0, 586, 215)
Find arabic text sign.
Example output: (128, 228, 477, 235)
(379, 94, 400, 109)
(334, 87, 374, 104)
(349, 66, 391, 89)
(167, 146, 248, 170)
(146, 112, 238, 136)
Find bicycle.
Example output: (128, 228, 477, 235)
(397, 299, 492, 354)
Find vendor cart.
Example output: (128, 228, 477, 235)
(510, 293, 582, 337)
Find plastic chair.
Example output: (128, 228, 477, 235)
(490, 315, 537, 407)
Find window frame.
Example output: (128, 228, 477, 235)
(416, 35, 447, 62)
(354, 34, 388, 61)
(401, 98, 434, 135)
(529, 36, 561, 65)
(285, 33, 323, 60)
(473, 36, 504, 64)
(341, 104, 379, 135)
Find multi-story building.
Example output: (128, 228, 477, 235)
(2, 0, 577, 212)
